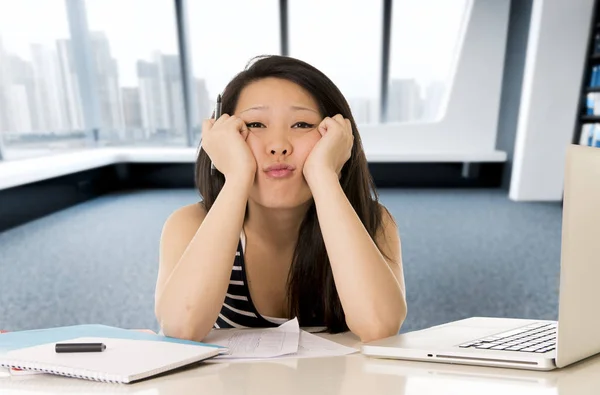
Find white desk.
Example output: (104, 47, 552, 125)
(0, 332, 598, 394)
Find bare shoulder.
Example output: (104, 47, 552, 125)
(163, 202, 208, 231)
(160, 202, 208, 249)
(159, 202, 207, 269)
(156, 202, 208, 301)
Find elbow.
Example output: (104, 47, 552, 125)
(161, 324, 207, 342)
(159, 317, 211, 342)
(354, 302, 408, 343)
(155, 302, 211, 342)
(356, 322, 401, 343)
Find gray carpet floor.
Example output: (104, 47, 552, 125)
(0, 189, 563, 333)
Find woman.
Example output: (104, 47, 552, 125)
(154, 55, 406, 342)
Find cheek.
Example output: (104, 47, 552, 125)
(245, 135, 261, 158)
(295, 133, 321, 163)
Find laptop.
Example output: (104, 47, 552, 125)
(360, 345, 600, 394)
(362, 144, 600, 371)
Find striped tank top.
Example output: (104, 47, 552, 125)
(214, 229, 288, 328)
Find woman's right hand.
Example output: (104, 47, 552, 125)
(201, 114, 256, 182)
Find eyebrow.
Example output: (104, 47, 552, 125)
(240, 105, 319, 114)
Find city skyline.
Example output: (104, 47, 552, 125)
(0, 32, 202, 142)
(0, 32, 447, 139)
(0, 0, 468, 140)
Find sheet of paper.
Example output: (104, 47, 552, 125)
(207, 327, 358, 363)
(294, 330, 358, 358)
(203, 318, 300, 359)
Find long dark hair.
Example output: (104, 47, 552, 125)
(196, 55, 386, 333)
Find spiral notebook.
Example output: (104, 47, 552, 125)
(0, 337, 221, 384)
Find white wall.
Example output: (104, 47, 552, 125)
(509, 0, 594, 201)
(361, 0, 509, 162)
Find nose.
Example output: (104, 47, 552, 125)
(266, 134, 292, 157)
(270, 148, 288, 155)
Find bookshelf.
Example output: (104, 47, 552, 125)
(581, 115, 600, 122)
(574, 0, 600, 146)
(572, 0, 600, 146)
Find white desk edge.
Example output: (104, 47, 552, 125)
(0, 148, 507, 191)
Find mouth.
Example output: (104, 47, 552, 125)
(264, 163, 296, 179)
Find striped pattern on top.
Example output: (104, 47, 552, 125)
(214, 239, 279, 329)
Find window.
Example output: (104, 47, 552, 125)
(187, 0, 281, 141)
(85, 0, 183, 146)
(0, 0, 84, 160)
(289, 0, 382, 125)
(387, 0, 471, 123)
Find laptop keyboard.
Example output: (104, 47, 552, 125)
(458, 322, 557, 353)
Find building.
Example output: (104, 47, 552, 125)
(56, 39, 84, 131)
(90, 32, 125, 140)
(195, 78, 211, 122)
(387, 78, 423, 122)
(31, 43, 68, 133)
(137, 53, 185, 140)
(422, 80, 446, 121)
(0, 37, 10, 134)
(6, 85, 32, 133)
(121, 87, 142, 139)
(158, 54, 185, 138)
(138, 60, 163, 139)
(348, 98, 372, 124)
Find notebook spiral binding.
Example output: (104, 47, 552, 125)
(1, 361, 125, 384)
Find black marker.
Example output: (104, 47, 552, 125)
(210, 94, 222, 176)
(55, 343, 106, 353)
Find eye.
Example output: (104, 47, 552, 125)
(246, 122, 265, 128)
(292, 122, 315, 129)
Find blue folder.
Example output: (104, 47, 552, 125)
(0, 324, 223, 353)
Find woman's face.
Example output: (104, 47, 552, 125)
(234, 77, 322, 209)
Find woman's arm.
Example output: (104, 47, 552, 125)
(154, 176, 253, 341)
(308, 171, 407, 343)
(303, 115, 406, 342)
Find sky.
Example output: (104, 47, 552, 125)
(0, 0, 470, 100)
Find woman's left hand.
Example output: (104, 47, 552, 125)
(303, 114, 353, 184)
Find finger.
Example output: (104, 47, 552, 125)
(345, 119, 354, 150)
(238, 118, 250, 140)
(241, 126, 250, 141)
(332, 114, 345, 126)
(213, 113, 230, 127)
(332, 114, 348, 131)
(317, 117, 331, 136)
(228, 115, 249, 132)
(320, 115, 347, 136)
(202, 118, 216, 134)
(345, 119, 353, 135)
